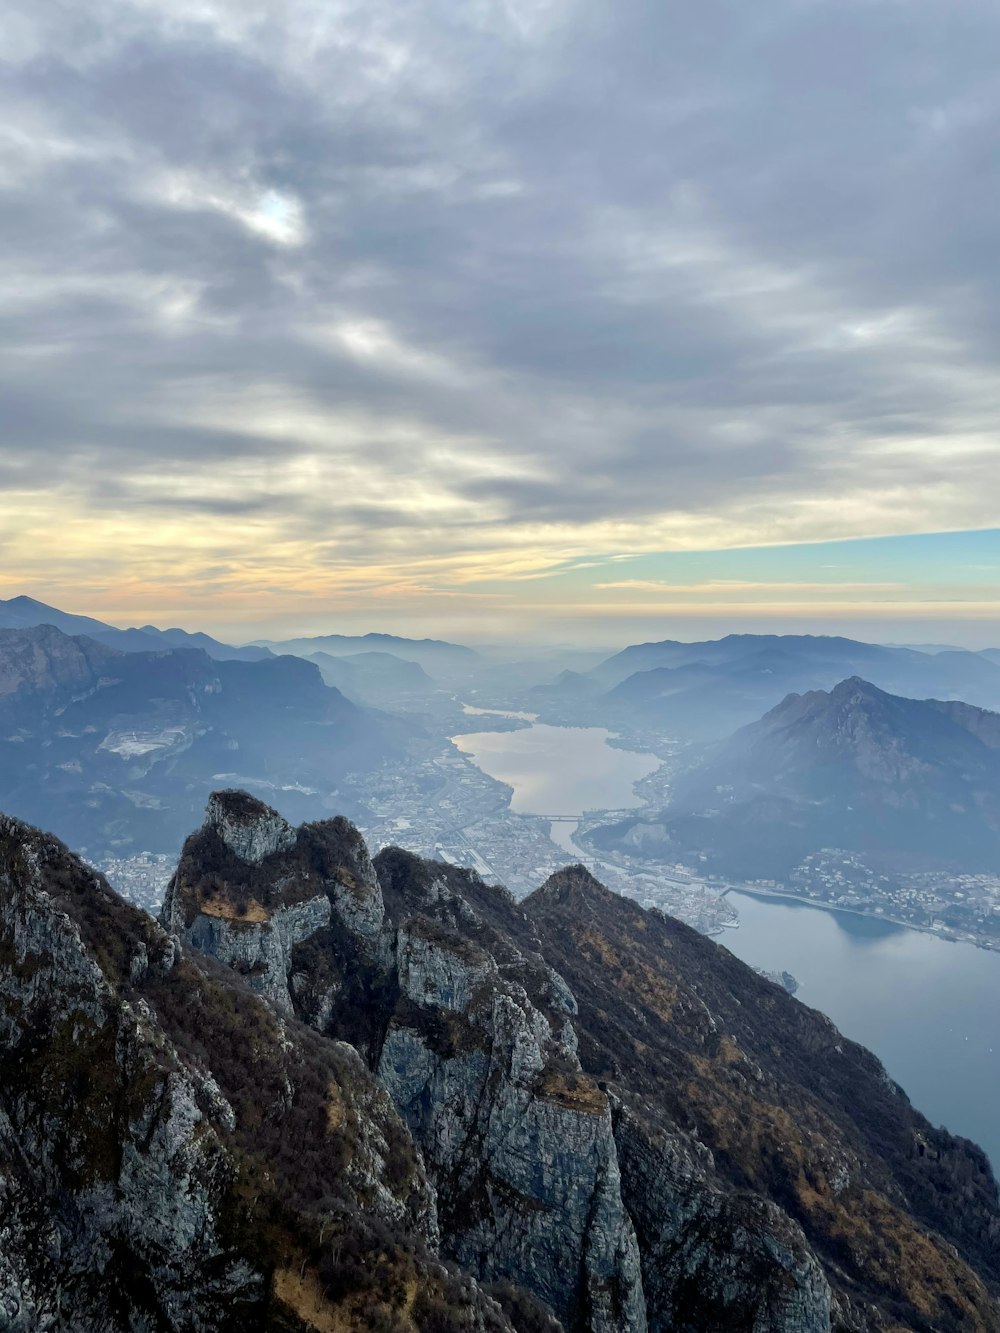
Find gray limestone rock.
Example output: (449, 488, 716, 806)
(0, 808, 520, 1333)
(185, 893, 332, 1011)
(613, 1105, 833, 1333)
(204, 789, 297, 863)
(376, 919, 646, 1333)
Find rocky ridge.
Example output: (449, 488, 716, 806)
(0, 807, 539, 1332)
(158, 790, 1000, 1332)
(0, 786, 998, 1330)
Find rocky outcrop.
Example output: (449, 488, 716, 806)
(377, 928, 647, 1333)
(203, 788, 298, 863)
(166, 801, 647, 1331)
(525, 864, 1000, 1333)
(6, 788, 1000, 1332)
(161, 791, 386, 1009)
(186, 892, 332, 1011)
(0, 810, 529, 1332)
(165, 798, 1000, 1333)
(612, 1105, 833, 1333)
(0, 814, 255, 1328)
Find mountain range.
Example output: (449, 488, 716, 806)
(593, 676, 1000, 879)
(0, 596, 485, 689)
(2, 789, 999, 1330)
(255, 631, 479, 683)
(0, 595, 273, 662)
(306, 649, 436, 705)
(0, 624, 402, 858)
(533, 634, 1000, 740)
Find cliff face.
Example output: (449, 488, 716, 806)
(165, 797, 646, 1333)
(0, 809, 534, 1332)
(0, 623, 120, 701)
(160, 791, 1000, 1333)
(523, 866, 1000, 1333)
(3, 787, 999, 1331)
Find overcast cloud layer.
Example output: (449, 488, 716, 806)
(2, 0, 1000, 634)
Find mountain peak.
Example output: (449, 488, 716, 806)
(204, 788, 297, 864)
(5, 795, 1000, 1330)
(827, 674, 888, 702)
(527, 863, 619, 915)
(762, 676, 891, 725)
(657, 676, 1000, 880)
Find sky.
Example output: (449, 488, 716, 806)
(2, 0, 1000, 645)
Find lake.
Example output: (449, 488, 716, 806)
(452, 720, 659, 816)
(452, 718, 1000, 1168)
(723, 890, 1000, 1167)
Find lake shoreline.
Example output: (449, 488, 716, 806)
(723, 883, 997, 952)
(448, 717, 1000, 1169)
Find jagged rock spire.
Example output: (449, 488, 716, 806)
(204, 789, 297, 863)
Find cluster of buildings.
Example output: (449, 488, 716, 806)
(94, 721, 1000, 958)
(353, 740, 739, 931)
(754, 849, 1000, 949)
(96, 851, 174, 913)
(353, 748, 510, 866)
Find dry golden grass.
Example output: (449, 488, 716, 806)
(718, 1035, 742, 1064)
(198, 893, 269, 923)
(326, 1081, 345, 1132)
(335, 865, 360, 894)
(689, 1074, 995, 1329)
(273, 1267, 347, 1333)
(536, 1068, 606, 1115)
(577, 929, 677, 1022)
(274, 1265, 426, 1333)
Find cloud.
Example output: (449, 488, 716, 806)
(1, 0, 1000, 632)
(593, 580, 909, 595)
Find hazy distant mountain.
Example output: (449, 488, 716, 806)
(0, 594, 154, 645)
(307, 649, 434, 702)
(259, 631, 479, 681)
(0, 625, 400, 856)
(535, 633, 1000, 738)
(894, 642, 968, 654)
(132, 623, 273, 662)
(0, 595, 272, 662)
(0, 622, 121, 694)
(596, 677, 1000, 877)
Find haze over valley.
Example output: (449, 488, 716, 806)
(6, 0, 1000, 1326)
(6, 592, 1000, 1186)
